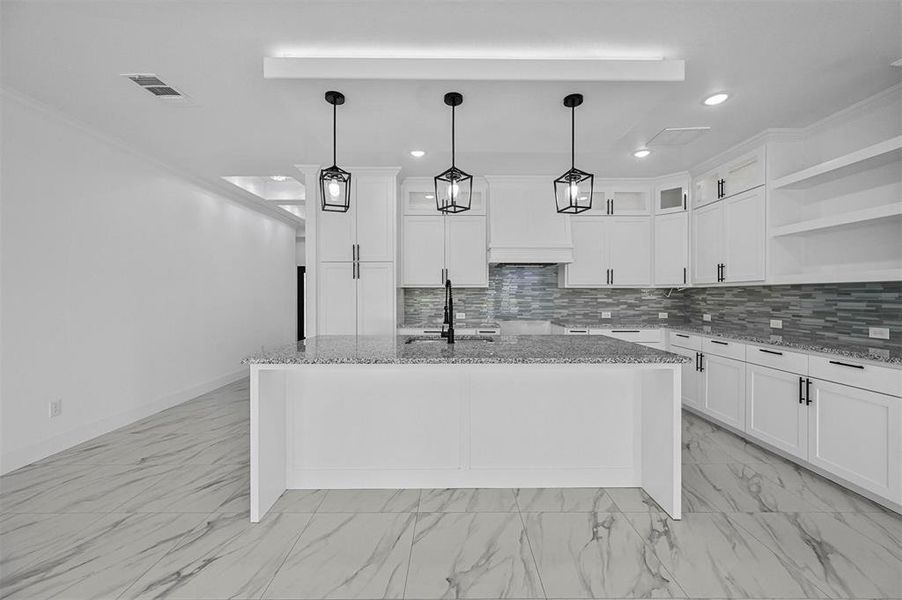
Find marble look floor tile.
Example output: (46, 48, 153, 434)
(42, 432, 248, 467)
(731, 512, 902, 598)
(680, 436, 738, 464)
(115, 464, 249, 513)
(523, 511, 683, 598)
(420, 488, 518, 512)
(624, 512, 827, 599)
(270, 489, 328, 513)
(704, 428, 785, 465)
(0, 512, 205, 600)
(834, 511, 902, 558)
(0, 513, 106, 581)
(515, 488, 617, 513)
(263, 512, 416, 599)
(405, 512, 543, 599)
(681, 412, 719, 439)
(121, 511, 313, 599)
(317, 489, 420, 513)
(606, 488, 665, 513)
(0, 462, 167, 513)
(682, 463, 822, 513)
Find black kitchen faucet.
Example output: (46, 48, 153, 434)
(441, 277, 455, 344)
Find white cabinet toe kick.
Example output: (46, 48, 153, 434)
(249, 362, 682, 522)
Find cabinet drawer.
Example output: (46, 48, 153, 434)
(399, 327, 444, 336)
(809, 356, 902, 397)
(746, 344, 808, 374)
(703, 337, 746, 360)
(669, 331, 702, 350)
(591, 328, 663, 343)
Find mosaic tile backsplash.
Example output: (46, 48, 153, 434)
(402, 266, 900, 348)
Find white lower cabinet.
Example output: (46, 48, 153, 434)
(670, 344, 703, 410)
(746, 364, 809, 460)
(807, 379, 901, 502)
(356, 262, 396, 335)
(702, 354, 746, 430)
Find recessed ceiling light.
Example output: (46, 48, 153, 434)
(633, 148, 651, 158)
(270, 175, 289, 182)
(410, 150, 426, 158)
(703, 93, 729, 106)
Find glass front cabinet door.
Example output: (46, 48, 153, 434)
(655, 176, 689, 215)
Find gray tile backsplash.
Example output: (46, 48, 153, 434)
(402, 266, 900, 349)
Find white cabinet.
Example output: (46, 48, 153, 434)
(589, 183, 652, 216)
(445, 216, 488, 287)
(746, 364, 809, 460)
(401, 214, 487, 288)
(703, 354, 746, 430)
(402, 179, 486, 215)
(692, 187, 765, 284)
(402, 216, 445, 286)
(693, 146, 765, 207)
(807, 379, 901, 502)
(670, 344, 704, 410)
(654, 175, 689, 215)
(317, 169, 398, 336)
(654, 212, 688, 286)
(561, 217, 652, 287)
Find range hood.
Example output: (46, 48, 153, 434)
(485, 176, 574, 264)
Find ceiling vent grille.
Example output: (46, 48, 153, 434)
(647, 126, 711, 147)
(122, 73, 190, 103)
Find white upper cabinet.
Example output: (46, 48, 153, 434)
(402, 178, 486, 215)
(692, 186, 765, 284)
(654, 212, 688, 286)
(402, 216, 445, 287)
(445, 216, 488, 287)
(654, 175, 689, 215)
(608, 217, 652, 286)
(561, 217, 652, 287)
(693, 146, 766, 207)
(319, 172, 397, 263)
(586, 181, 652, 216)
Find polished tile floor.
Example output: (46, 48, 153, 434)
(1, 378, 901, 599)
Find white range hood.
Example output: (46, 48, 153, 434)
(485, 176, 574, 264)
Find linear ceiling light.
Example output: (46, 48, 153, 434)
(263, 57, 684, 82)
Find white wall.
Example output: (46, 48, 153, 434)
(0, 94, 297, 473)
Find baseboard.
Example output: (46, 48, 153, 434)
(0, 368, 247, 475)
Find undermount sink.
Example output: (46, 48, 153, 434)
(404, 336, 495, 344)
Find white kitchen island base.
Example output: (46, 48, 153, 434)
(250, 361, 682, 521)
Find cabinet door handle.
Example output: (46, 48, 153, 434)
(675, 333, 689, 338)
(759, 348, 783, 356)
(695, 352, 700, 371)
(721, 263, 726, 281)
(683, 267, 687, 284)
(683, 193, 687, 210)
(806, 378, 812, 405)
(711, 340, 728, 345)
(699, 352, 705, 372)
(610, 269, 614, 284)
(611, 198, 614, 214)
(356, 244, 360, 261)
(799, 376, 805, 404)
(828, 360, 864, 370)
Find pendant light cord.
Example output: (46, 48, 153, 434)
(571, 105, 575, 170)
(332, 102, 337, 167)
(451, 104, 456, 169)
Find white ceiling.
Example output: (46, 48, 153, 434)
(2, 0, 901, 193)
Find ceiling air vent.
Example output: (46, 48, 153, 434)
(122, 73, 190, 103)
(647, 126, 711, 147)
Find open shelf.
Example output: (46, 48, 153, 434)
(771, 203, 902, 237)
(772, 135, 902, 189)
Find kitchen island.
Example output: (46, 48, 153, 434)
(244, 334, 688, 521)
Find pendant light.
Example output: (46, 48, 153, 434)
(434, 92, 473, 213)
(320, 90, 352, 212)
(554, 93, 593, 214)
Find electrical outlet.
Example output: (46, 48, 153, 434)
(703, 313, 712, 322)
(869, 327, 890, 340)
(658, 312, 668, 319)
(49, 399, 62, 418)
(770, 319, 783, 329)
(601, 311, 612, 319)
(456, 312, 466, 320)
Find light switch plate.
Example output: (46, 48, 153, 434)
(869, 327, 890, 340)
(601, 311, 612, 319)
(703, 313, 712, 322)
(770, 319, 783, 329)
(49, 399, 62, 418)
(456, 312, 466, 320)
(658, 312, 668, 319)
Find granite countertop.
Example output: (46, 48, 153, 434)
(244, 334, 691, 366)
(556, 322, 900, 367)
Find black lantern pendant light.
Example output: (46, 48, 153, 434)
(320, 91, 352, 212)
(434, 92, 473, 213)
(554, 93, 594, 214)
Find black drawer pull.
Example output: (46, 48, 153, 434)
(570, 329, 587, 334)
(759, 348, 783, 356)
(675, 333, 689, 338)
(477, 330, 496, 334)
(829, 360, 864, 370)
(711, 340, 729, 345)
(612, 330, 640, 333)
(423, 330, 442, 334)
